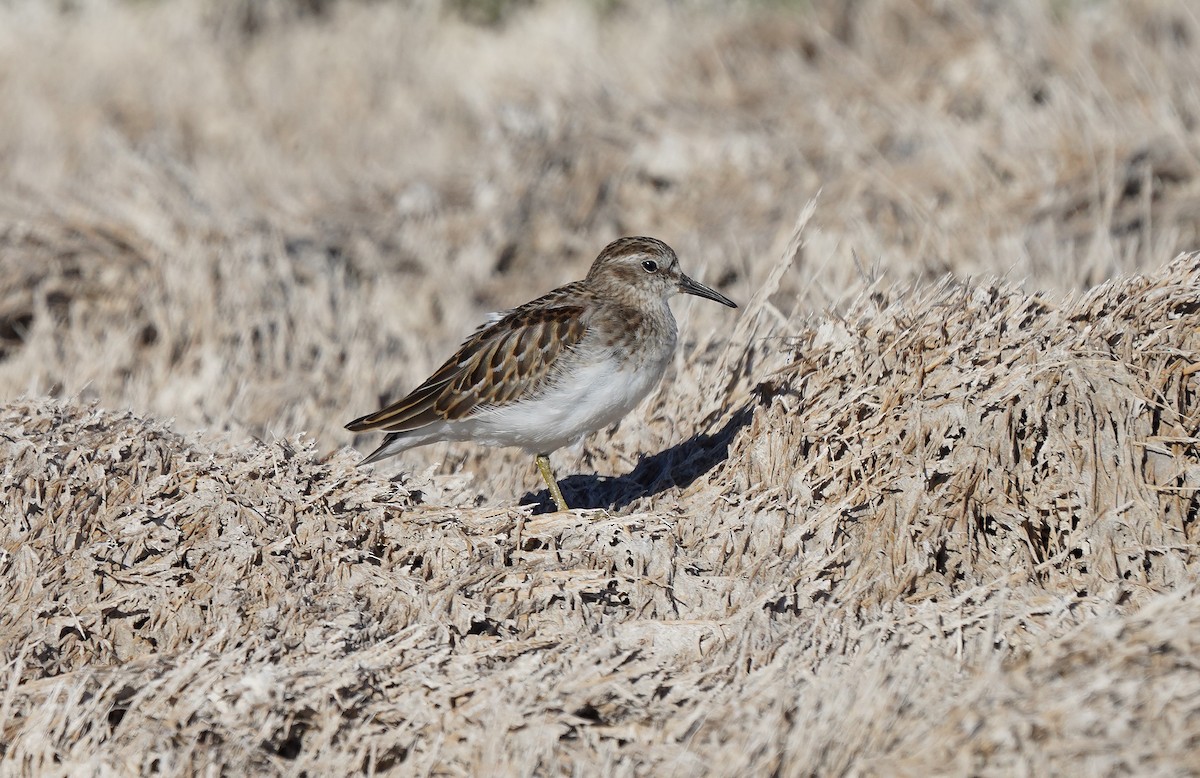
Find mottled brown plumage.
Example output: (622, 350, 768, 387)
(347, 289, 588, 433)
(346, 236, 737, 510)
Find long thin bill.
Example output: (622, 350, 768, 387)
(679, 274, 737, 308)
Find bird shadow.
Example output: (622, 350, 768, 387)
(519, 404, 754, 513)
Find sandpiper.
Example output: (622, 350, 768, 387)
(346, 236, 737, 511)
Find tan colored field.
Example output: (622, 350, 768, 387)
(2, 0, 1200, 774)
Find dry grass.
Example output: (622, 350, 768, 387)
(1, 0, 1200, 774)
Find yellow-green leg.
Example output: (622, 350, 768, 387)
(535, 453, 570, 511)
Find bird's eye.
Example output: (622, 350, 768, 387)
(642, 259, 659, 273)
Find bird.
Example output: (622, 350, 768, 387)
(346, 236, 737, 511)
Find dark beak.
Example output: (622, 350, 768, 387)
(679, 274, 737, 308)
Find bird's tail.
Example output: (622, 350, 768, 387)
(356, 433, 404, 466)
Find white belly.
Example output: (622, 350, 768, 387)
(463, 354, 669, 452)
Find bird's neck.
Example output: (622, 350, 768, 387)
(593, 296, 677, 363)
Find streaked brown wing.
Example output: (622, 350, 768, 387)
(346, 285, 588, 433)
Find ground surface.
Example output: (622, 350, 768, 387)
(1, 1, 1199, 775)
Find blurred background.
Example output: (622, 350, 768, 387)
(0, 0, 1197, 462)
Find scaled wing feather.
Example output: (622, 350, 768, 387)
(346, 285, 588, 434)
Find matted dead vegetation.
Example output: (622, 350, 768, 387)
(2, 248, 1198, 775)
(2, 0, 1200, 775)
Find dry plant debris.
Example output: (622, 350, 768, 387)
(2, 250, 1199, 775)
